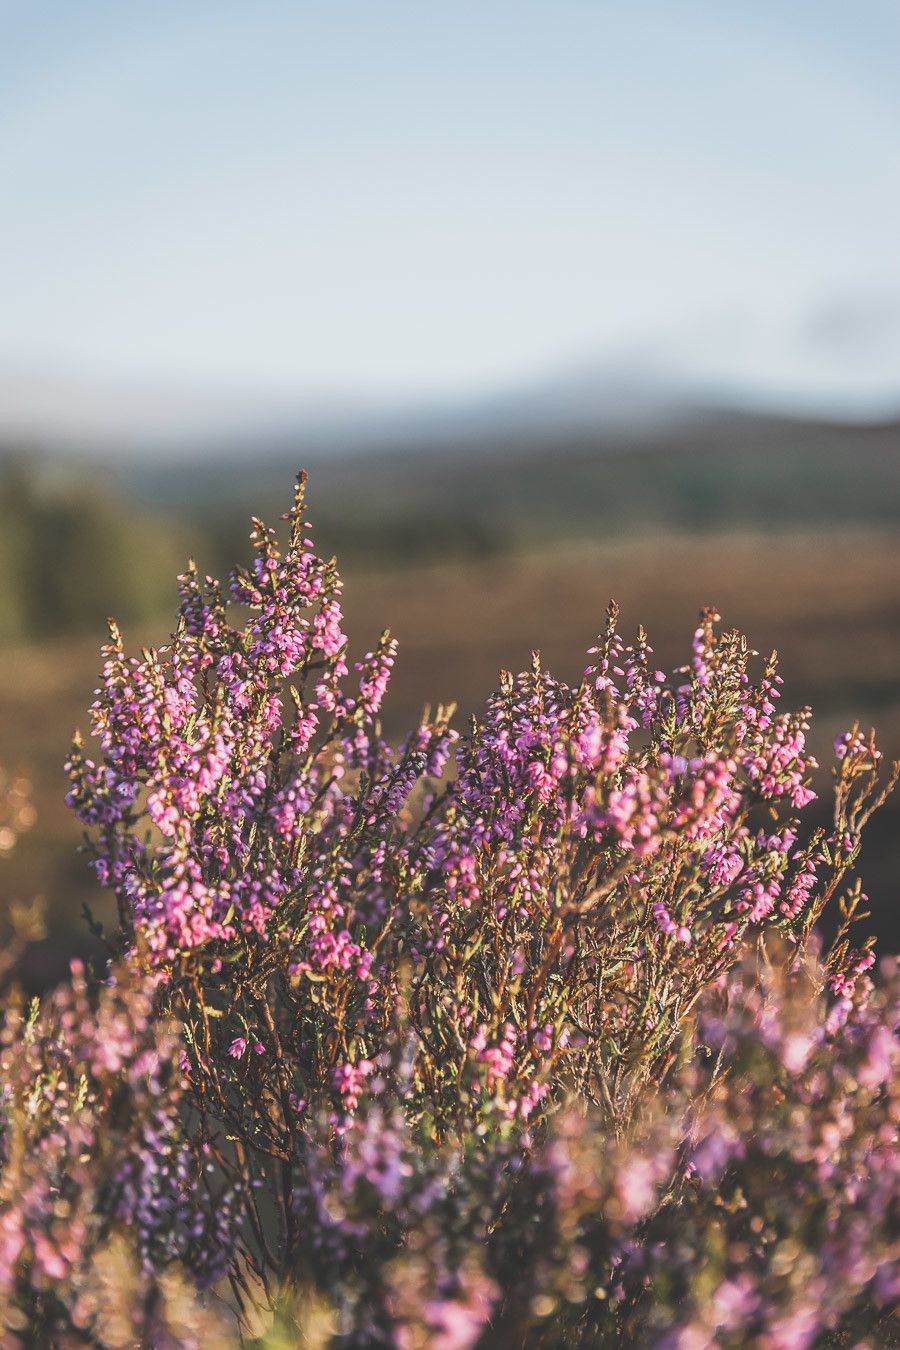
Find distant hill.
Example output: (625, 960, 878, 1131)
(111, 405, 900, 570)
(1, 400, 899, 640)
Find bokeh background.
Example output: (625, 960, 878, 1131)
(1, 2, 898, 979)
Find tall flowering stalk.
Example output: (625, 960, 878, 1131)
(52, 473, 900, 1344)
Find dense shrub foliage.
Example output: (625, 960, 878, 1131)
(1, 474, 897, 1346)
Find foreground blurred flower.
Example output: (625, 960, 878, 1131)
(0, 767, 35, 857)
(0, 960, 233, 1345)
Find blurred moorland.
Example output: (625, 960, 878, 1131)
(1, 404, 899, 984)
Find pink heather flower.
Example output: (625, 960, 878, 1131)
(533, 1024, 554, 1054)
(834, 729, 868, 761)
(333, 1059, 374, 1112)
(782, 1032, 812, 1074)
(425, 1278, 498, 1350)
(474, 1023, 519, 1091)
(616, 1155, 663, 1222)
(703, 842, 744, 888)
(227, 1036, 247, 1058)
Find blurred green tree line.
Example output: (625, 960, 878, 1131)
(0, 460, 190, 643)
(0, 457, 512, 644)
(4, 417, 900, 643)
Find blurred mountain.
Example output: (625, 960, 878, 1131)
(114, 398, 900, 541)
(0, 357, 690, 459)
(1, 371, 899, 641)
(9, 352, 895, 462)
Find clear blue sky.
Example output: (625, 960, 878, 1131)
(1, 0, 899, 437)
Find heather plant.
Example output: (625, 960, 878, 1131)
(0, 471, 893, 1347)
